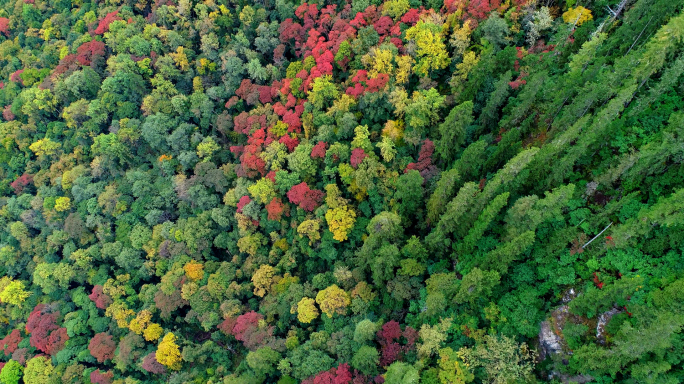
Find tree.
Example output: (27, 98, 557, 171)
(455, 192, 509, 256)
(90, 370, 114, 384)
(0, 278, 31, 306)
(295, 297, 319, 323)
(297, 220, 321, 244)
(89, 286, 113, 310)
(305, 363, 353, 384)
(156, 333, 182, 370)
(25, 304, 69, 355)
(394, 170, 424, 224)
(454, 268, 500, 304)
(481, 13, 509, 50)
(526, 7, 553, 47)
(316, 285, 351, 318)
(23, 357, 54, 384)
(246, 347, 280, 376)
(385, 362, 420, 384)
(405, 139, 439, 180)
(418, 318, 452, 358)
(437, 347, 474, 384)
(184, 262, 205, 281)
(287, 182, 324, 211)
(0, 17, 9, 37)
(29, 138, 61, 157)
(252, 265, 276, 297)
(351, 345, 379, 376)
(426, 169, 461, 225)
(89, 333, 117, 363)
(325, 205, 356, 242)
(405, 21, 451, 76)
(450, 20, 472, 58)
(228, 311, 275, 350)
(144, 323, 163, 342)
(458, 335, 537, 384)
(0, 359, 23, 384)
(404, 90, 445, 143)
(0, 330, 22, 357)
(562, 6, 593, 26)
(94, 11, 120, 34)
(436, 101, 473, 164)
(309, 75, 340, 110)
(249, 178, 277, 204)
(142, 352, 167, 374)
(354, 319, 380, 344)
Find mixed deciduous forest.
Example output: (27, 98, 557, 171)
(0, 0, 682, 382)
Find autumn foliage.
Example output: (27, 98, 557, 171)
(0, 330, 21, 357)
(287, 182, 324, 211)
(94, 11, 120, 35)
(25, 304, 69, 355)
(89, 285, 113, 309)
(89, 333, 117, 363)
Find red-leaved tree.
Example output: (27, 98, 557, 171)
(311, 141, 327, 159)
(302, 362, 353, 384)
(266, 198, 286, 221)
(90, 369, 114, 384)
(236, 196, 252, 213)
(89, 285, 113, 310)
(287, 183, 324, 212)
(9, 70, 24, 85)
(350, 148, 367, 168)
(376, 321, 418, 366)
(89, 333, 117, 363)
(94, 11, 120, 35)
(405, 139, 438, 181)
(10, 173, 33, 195)
(154, 279, 188, 319)
(0, 17, 9, 37)
(76, 40, 106, 67)
(219, 311, 275, 350)
(0, 329, 22, 356)
(142, 352, 167, 374)
(25, 304, 69, 355)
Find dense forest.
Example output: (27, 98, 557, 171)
(0, 0, 682, 382)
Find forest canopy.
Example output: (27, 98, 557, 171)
(0, 0, 683, 382)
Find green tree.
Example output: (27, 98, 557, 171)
(454, 268, 500, 304)
(458, 335, 537, 384)
(0, 359, 23, 384)
(385, 362, 420, 384)
(436, 101, 473, 164)
(246, 347, 281, 376)
(351, 345, 379, 376)
(23, 357, 54, 384)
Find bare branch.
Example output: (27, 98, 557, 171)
(582, 222, 613, 249)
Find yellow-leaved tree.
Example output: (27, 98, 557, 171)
(144, 323, 163, 341)
(562, 6, 593, 27)
(156, 332, 182, 370)
(54, 197, 72, 212)
(297, 220, 321, 245)
(128, 310, 152, 334)
(183, 261, 204, 281)
(293, 297, 319, 323)
(405, 20, 451, 77)
(315, 285, 351, 318)
(324, 184, 357, 242)
(0, 277, 32, 306)
(252, 265, 275, 297)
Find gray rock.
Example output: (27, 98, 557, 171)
(539, 319, 563, 360)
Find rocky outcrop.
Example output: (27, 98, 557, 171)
(539, 319, 564, 360)
(596, 307, 623, 344)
